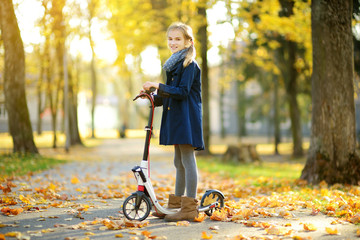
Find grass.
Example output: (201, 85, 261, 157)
(0, 131, 102, 178)
(200, 140, 308, 181)
(0, 154, 65, 177)
(197, 157, 304, 180)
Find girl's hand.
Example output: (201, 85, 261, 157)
(139, 89, 146, 99)
(143, 81, 159, 91)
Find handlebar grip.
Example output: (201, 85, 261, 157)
(146, 87, 156, 93)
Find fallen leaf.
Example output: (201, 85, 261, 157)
(71, 176, 80, 184)
(311, 208, 320, 215)
(303, 223, 317, 231)
(292, 236, 312, 240)
(5, 231, 21, 238)
(201, 231, 213, 239)
(141, 230, 152, 237)
(1, 207, 23, 216)
(19, 194, 31, 204)
(209, 226, 219, 230)
(210, 209, 228, 221)
(325, 227, 339, 235)
(350, 213, 360, 224)
(176, 221, 190, 226)
(265, 226, 289, 236)
(194, 213, 206, 222)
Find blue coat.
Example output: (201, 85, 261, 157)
(154, 59, 205, 150)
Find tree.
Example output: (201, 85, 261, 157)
(87, 0, 100, 138)
(300, 0, 360, 185)
(197, 0, 211, 154)
(0, 0, 38, 154)
(277, 0, 303, 157)
(234, 0, 311, 156)
(67, 60, 82, 145)
(39, 0, 67, 148)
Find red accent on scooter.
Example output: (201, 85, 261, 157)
(138, 185, 145, 191)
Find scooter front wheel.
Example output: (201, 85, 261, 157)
(122, 193, 151, 221)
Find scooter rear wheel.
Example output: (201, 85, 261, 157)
(122, 194, 151, 221)
(200, 190, 225, 216)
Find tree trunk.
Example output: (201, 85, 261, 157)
(0, 0, 38, 154)
(88, 1, 98, 139)
(198, 2, 210, 154)
(90, 53, 97, 138)
(300, 0, 360, 185)
(237, 81, 246, 137)
(44, 34, 57, 148)
(220, 83, 226, 138)
(286, 41, 303, 157)
(68, 66, 82, 145)
(37, 55, 44, 135)
(273, 75, 280, 155)
(49, 0, 66, 148)
(278, 0, 304, 157)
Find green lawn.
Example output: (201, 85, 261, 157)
(0, 154, 65, 177)
(197, 157, 304, 180)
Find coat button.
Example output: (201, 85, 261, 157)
(168, 107, 170, 110)
(171, 77, 174, 81)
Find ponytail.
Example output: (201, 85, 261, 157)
(184, 44, 196, 68)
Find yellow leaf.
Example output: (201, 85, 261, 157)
(19, 194, 31, 204)
(71, 176, 80, 184)
(210, 209, 228, 221)
(325, 227, 339, 235)
(201, 231, 213, 239)
(115, 233, 123, 238)
(5, 231, 21, 237)
(303, 223, 317, 231)
(48, 183, 57, 191)
(203, 194, 215, 206)
(194, 213, 206, 222)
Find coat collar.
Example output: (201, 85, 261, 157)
(167, 60, 184, 76)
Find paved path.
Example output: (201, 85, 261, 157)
(0, 138, 359, 240)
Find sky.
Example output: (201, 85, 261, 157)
(15, 0, 235, 76)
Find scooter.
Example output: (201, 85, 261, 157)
(122, 88, 225, 221)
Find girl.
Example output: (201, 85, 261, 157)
(142, 22, 204, 222)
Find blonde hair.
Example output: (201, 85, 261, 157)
(167, 22, 196, 68)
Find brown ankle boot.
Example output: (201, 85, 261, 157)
(164, 196, 199, 222)
(152, 194, 181, 218)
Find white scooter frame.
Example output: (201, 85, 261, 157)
(122, 89, 225, 221)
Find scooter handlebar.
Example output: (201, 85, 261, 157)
(133, 87, 156, 101)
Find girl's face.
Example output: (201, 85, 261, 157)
(167, 29, 191, 54)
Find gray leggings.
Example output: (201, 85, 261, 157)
(174, 144, 198, 198)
